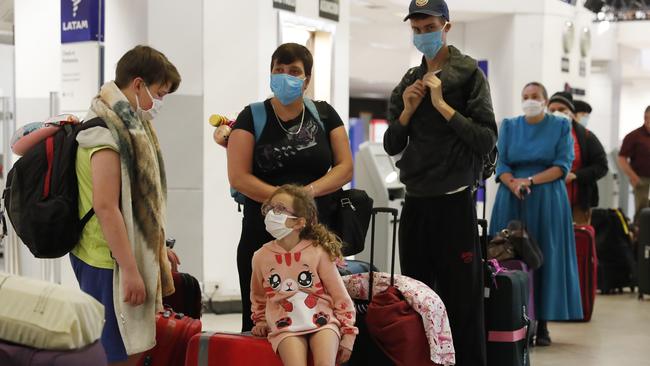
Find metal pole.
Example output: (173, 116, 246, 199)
(44, 92, 61, 283)
(1, 96, 19, 275)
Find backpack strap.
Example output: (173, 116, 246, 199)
(79, 117, 108, 131)
(250, 99, 326, 141)
(76, 117, 108, 228)
(303, 98, 325, 131)
(249, 102, 267, 142)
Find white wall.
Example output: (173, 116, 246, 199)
(103, 0, 147, 83)
(203, 1, 350, 297)
(463, 14, 516, 122)
(540, 5, 593, 95)
(147, 0, 202, 96)
(0, 44, 13, 99)
(619, 80, 650, 139)
(14, 0, 60, 102)
(588, 70, 616, 152)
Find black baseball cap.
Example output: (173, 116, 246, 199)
(404, 0, 450, 22)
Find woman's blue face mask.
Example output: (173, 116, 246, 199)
(270, 73, 305, 105)
(413, 22, 447, 60)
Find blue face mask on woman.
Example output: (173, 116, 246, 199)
(270, 74, 305, 105)
(413, 24, 447, 60)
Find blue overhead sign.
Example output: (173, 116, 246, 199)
(61, 0, 104, 43)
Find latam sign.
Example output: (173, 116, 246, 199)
(61, 0, 104, 43)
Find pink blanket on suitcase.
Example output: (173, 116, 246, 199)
(342, 273, 456, 366)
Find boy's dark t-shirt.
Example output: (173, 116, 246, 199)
(233, 99, 344, 187)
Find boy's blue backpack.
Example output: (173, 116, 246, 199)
(230, 98, 325, 205)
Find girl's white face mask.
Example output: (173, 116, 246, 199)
(264, 211, 296, 240)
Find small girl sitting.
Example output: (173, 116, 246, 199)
(251, 184, 357, 365)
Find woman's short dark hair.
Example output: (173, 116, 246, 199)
(115, 45, 181, 93)
(645, 105, 650, 114)
(523, 81, 548, 100)
(270, 43, 313, 76)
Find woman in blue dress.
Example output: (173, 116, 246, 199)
(490, 82, 583, 347)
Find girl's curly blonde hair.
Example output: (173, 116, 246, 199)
(266, 184, 343, 261)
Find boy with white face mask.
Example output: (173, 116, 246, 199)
(71, 45, 181, 365)
(383, 0, 497, 364)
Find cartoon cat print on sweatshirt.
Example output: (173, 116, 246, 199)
(264, 252, 331, 332)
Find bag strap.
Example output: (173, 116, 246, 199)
(250, 102, 267, 142)
(250, 98, 325, 142)
(303, 98, 325, 131)
(80, 209, 95, 228)
(76, 117, 107, 228)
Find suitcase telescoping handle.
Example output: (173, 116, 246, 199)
(369, 207, 399, 302)
(518, 186, 530, 230)
(477, 219, 488, 261)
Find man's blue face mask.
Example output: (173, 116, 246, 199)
(413, 23, 447, 60)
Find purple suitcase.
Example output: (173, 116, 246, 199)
(0, 340, 107, 366)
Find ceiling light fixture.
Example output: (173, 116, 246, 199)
(585, 0, 650, 22)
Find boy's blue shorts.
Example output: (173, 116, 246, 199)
(70, 254, 128, 363)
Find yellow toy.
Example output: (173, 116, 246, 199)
(209, 114, 235, 147)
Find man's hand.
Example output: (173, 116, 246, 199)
(401, 80, 426, 124)
(630, 174, 640, 188)
(423, 72, 444, 108)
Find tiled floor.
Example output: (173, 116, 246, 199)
(202, 293, 650, 365)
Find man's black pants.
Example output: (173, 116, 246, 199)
(399, 189, 487, 366)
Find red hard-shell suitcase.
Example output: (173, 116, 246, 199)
(0, 340, 107, 366)
(575, 224, 598, 321)
(184, 332, 328, 366)
(139, 309, 202, 366)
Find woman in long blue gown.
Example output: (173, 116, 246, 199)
(490, 82, 583, 346)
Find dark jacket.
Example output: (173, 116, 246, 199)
(571, 120, 608, 209)
(383, 46, 497, 197)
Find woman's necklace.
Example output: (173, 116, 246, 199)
(271, 103, 304, 135)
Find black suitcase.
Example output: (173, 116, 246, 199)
(347, 207, 398, 366)
(162, 271, 202, 319)
(480, 220, 531, 366)
(592, 208, 636, 293)
(638, 208, 650, 299)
